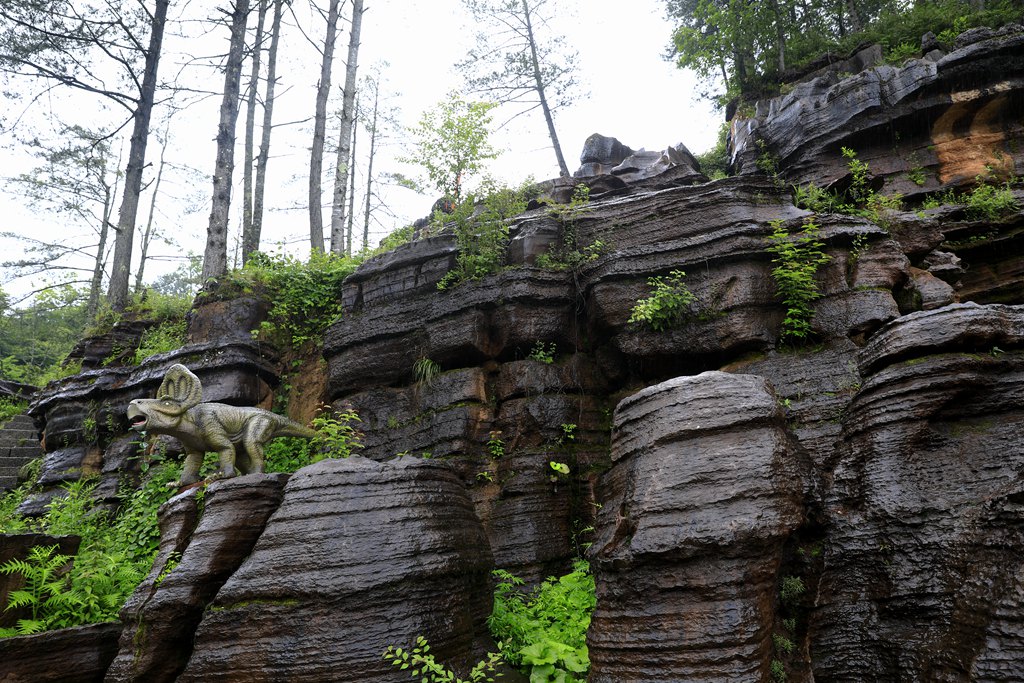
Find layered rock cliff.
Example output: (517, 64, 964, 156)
(3, 24, 1024, 683)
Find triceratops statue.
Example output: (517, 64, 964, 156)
(127, 363, 316, 487)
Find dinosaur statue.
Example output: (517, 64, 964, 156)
(126, 364, 316, 486)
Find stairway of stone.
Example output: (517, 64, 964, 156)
(0, 414, 41, 491)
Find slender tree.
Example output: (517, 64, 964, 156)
(110, 0, 169, 311)
(329, 0, 366, 255)
(362, 76, 380, 252)
(309, 0, 342, 253)
(345, 106, 358, 256)
(202, 0, 251, 283)
(241, 0, 270, 263)
(134, 129, 169, 291)
(248, 0, 286, 262)
(0, 0, 172, 311)
(457, 0, 578, 177)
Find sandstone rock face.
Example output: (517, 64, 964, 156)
(106, 474, 288, 683)
(813, 303, 1024, 681)
(178, 457, 494, 682)
(0, 622, 122, 683)
(588, 372, 806, 681)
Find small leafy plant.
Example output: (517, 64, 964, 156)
(766, 219, 831, 344)
(264, 406, 364, 473)
(528, 341, 556, 364)
(487, 431, 505, 458)
(628, 270, 696, 332)
(488, 559, 595, 683)
(383, 635, 503, 683)
(414, 357, 442, 386)
(0, 544, 77, 637)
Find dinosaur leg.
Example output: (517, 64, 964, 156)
(204, 434, 238, 479)
(178, 450, 203, 486)
(242, 418, 277, 474)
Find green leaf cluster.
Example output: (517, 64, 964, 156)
(628, 270, 696, 332)
(0, 397, 28, 426)
(222, 250, 360, 349)
(437, 181, 532, 290)
(132, 318, 187, 364)
(488, 559, 595, 683)
(383, 635, 503, 683)
(766, 219, 831, 344)
(923, 172, 1019, 221)
(264, 408, 364, 473)
(0, 463, 181, 637)
(792, 147, 902, 223)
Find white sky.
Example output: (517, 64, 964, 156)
(0, 0, 721, 303)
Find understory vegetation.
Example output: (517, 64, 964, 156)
(628, 270, 697, 332)
(387, 559, 596, 683)
(767, 218, 831, 344)
(0, 462, 180, 637)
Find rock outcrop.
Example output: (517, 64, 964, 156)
(588, 372, 806, 681)
(4, 24, 1024, 683)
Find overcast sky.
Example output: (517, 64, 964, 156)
(0, 0, 722, 302)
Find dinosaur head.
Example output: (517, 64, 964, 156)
(127, 364, 203, 434)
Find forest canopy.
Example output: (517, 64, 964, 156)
(667, 0, 1024, 103)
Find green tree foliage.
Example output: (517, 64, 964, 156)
(401, 94, 500, 203)
(0, 283, 90, 385)
(666, 0, 1024, 101)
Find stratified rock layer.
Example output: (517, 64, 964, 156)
(588, 372, 806, 681)
(106, 474, 288, 683)
(812, 304, 1024, 681)
(178, 457, 493, 682)
(0, 622, 122, 683)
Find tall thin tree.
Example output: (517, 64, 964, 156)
(202, 0, 252, 283)
(241, 0, 270, 263)
(250, 0, 286, 261)
(309, 0, 342, 253)
(457, 0, 578, 177)
(329, 0, 366, 255)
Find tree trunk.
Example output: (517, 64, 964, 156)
(329, 0, 365, 255)
(844, 0, 863, 33)
(87, 170, 116, 319)
(362, 78, 378, 253)
(107, 0, 169, 312)
(309, 0, 342, 254)
(769, 0, 786, 73)
(202, 0, 250, 283)
(241, 0, 268, 263)
(134, 132, 168, 291)
(521, 0, 569, 177)
(346, 112, 357, 256)
(251, 0, 284, 262)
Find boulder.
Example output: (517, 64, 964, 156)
(0, 622, 122, 683)
(588, 372, 806, 681)
(178, 457, 494, 682)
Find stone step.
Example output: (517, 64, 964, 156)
(0, 446, 42, 459)
(0, 430, 39, 446)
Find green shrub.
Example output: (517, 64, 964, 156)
(264, 408, 363, 473)
(224, 250, 360, 349)
(696, 122, 730, 180)
(767, 219, 831, 344)
(779, 575, 807, 606)
(628, 270, 696, 332)
(0, 463, 182, 638)
(527, 341, 556, 364)
(383, 635, 503, 683)
(0, 397, 28, 425)
(437, 180, 532, 290)
(488, 559, 595, 683)
(133, 318, 187, 364)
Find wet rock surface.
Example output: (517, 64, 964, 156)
(587, 372, 806, 681)
(106, 474, 288, 683)
(178, 457, 493, 682)
(0, 622, 122, 683)
(813, 303, 1024, 681)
